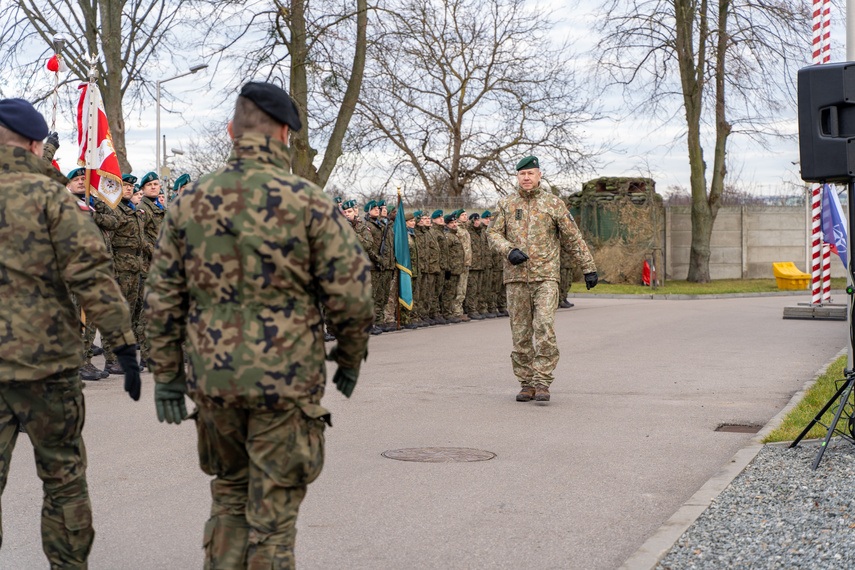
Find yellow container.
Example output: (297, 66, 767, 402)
(772, 262, 811, 290)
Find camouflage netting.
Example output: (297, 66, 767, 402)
(566, 177, 663, 285)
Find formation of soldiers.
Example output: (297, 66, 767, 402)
(340, 200, 505, 333)
(50, 135, 193, 381)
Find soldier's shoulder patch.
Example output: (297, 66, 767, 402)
(76, 199, 91, 212)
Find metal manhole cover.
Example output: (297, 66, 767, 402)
(715, 424, 762, 434)
(381, 447, 496, 463)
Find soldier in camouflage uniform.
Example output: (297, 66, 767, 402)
(464, 213, 486, 319)
(482, 211, 508, 317)
(145, 82, 373, 569)
(362, 200, 394, 333)
(136, 172, 164, 368)
(442, 214, 465, 322)
(0, 98, 140, 569)
(104, 174, 151, 374)
(428, 210, 449, 324)
(453, 209, 471, 320)
(65, 167, 122, 380)
(488, 156, 598, 402)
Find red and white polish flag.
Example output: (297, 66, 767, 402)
(76, 82, 122, 208)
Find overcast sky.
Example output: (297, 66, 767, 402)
(36, 0, 840, 198)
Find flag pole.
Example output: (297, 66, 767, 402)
(81, 53, 98, 330)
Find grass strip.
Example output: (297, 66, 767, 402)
(570, 278, 847, 296)
(763, 355, 848, 443)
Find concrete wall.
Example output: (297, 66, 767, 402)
(664, 206, 847, 280)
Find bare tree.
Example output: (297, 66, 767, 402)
(0, 0, 193, 172)
(173, 119, 232, 179)
(352, 0, 600, 199)
(596, 0, 809, 282)
(201, 0, 367, 188)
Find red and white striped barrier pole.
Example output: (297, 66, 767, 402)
(822, 242, 832, 303)
(811, 185, 823, 304)
(809, 0, 826, 304)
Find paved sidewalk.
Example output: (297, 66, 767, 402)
(0, 296, 846, 568)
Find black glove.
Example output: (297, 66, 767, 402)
(46, 131, 60, 150)
(113, 344, 141, 401)
(508, 248, 529, 265)
(584, 271, 598, 290)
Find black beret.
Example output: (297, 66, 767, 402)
(239, 82, 302, 132)
(470, 213, 480, 221)
(444, 214, 454, 224)
(0, 98, 48, 141)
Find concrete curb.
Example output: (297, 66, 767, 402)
(618, 346, 848, 570)
(568, 290, 846, 301)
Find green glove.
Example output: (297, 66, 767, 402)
(326, 344, 362, 398)
(332, 367, 359, 398)
(155, 381, 188, 425)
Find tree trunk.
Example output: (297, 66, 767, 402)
(98, 0, 131, 172)
(288, 0, 316, 182)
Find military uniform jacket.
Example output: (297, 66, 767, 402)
(488, 185, 596, 283)
(111, 200, 150, 273)
(445, 228, 465, 275)
(365, 217, 394, 270)
(467, 224, 485, 271)
(70, 193, 121, 256)
(417, 226, 441, 274)
(0, 146, 135, 381)
(429, 224, 449, 272)
(407, 229, 419, 279)
(458, 224, 472, 267)
(145, 133, 373, 412)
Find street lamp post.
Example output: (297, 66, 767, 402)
(156, 63, 208, 180)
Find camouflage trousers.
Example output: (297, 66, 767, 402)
(430, 272, 444, 318)
(70, 295, 112, 364)
(400, 273, 420, 325)
(371, 269, 393, 324)
(0, 373, 93, 569)
(453, 268, 469, 316)
(464, 270, 484, 315)
(441, 274, 460, 319)
(383, 271, 399, 324)
(559, 267, 573, 300)
(495, 272, 507, 312)
(134, 273, 149, 363)
(195, 404, 326, 569)
(104, 271, 140, 363)
(506, 280, 560, 387)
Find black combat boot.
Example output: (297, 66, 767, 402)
(79, 363, 101, 381)
(105, 360, 124, 375)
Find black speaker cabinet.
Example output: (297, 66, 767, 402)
(798, 62, 855, 183)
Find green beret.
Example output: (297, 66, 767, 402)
(122, 173, 137, 184)
(140, 171, 159, 187)
(388, 206, 397, 214)
(516, 155, 539, 171)
(405, 212, 415, 221)
(333, 196, 343, 204)
(443, 214, 454, 224)
(431, 209, 443, 219)
(412, 210, 423, 217)
(453, 209, 465, 218)
(342, 200, 357, 210)
(173, 173, 191, 191)
(377, 200, 386, 207)
(67, 168, 85, 180)
(133, 184, 141, 193)
(481, 210, 491, 218)
(364, 200, 377, 213)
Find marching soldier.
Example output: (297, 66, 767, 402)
(487, 156, 597, 403)
(0, 98, 140, 569)
(145, 81, 372, 568)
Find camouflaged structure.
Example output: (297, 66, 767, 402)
(488, 185, 596, 283)
(0, 145, 136, 380)
(145, 133, 373, 411)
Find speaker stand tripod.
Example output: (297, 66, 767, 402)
(789, 368, 855, 469)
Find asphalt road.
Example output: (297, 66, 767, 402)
(0, 296, 846, 569)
